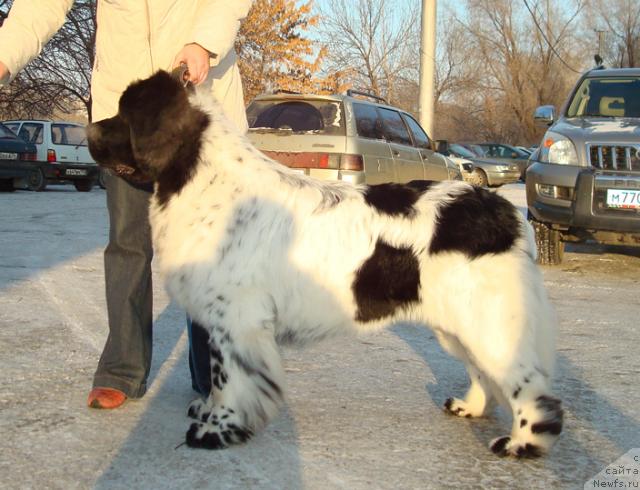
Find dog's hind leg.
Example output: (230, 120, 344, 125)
(435, 331, 495, 418)
(185, 293, 285, 449)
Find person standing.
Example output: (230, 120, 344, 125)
(0, 0, 252, 408)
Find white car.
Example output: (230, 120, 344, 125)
(2, 120, 99, 191)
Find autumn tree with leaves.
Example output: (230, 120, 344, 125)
(236, 0, 343, 104)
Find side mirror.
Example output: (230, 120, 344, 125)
(534, 105, 555, 126)
(434, 139, 449, 154)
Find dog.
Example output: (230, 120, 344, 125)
(87, 71, 563, 457)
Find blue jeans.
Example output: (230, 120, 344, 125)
(93, 172, 209, 397)
(187, 317, 212, 396)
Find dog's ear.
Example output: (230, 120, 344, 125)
(118, 70, 200, 176)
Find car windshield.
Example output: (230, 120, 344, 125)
(566, 76, 640, 118)
(247, 99, 345, 135)
(449, 144, 476, 159)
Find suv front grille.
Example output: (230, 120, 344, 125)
(587, 143, 640, 172)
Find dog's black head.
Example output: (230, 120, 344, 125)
(87, 70, 209, 196)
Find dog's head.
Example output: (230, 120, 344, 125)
(87, 70, 207, 185)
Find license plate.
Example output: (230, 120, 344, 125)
(0, 152, 18, 160)
(606, 189, 640, 209)
(66, 168, 87, 176)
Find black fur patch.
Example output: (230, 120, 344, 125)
(429, 186, 521, 258)
(352, 240, 420, 322)
(490, 436, 511, 455)
(362, 181, 433, 217)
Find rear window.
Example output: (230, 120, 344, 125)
(247, 99, 344, 135)
(51, 124, 88, 146)
(566, 77, 640, 118)
(0, 123, 18, 139)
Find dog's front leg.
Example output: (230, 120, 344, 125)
(185, 292, 285, 449)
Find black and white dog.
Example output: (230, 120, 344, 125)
(87, 71, 562, 457)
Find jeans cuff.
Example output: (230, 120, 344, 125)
(92, 375, 147, 399)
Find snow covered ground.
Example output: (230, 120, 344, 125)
(0, 183, 638, 489)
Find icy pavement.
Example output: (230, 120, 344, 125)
(0, 183, 638, 490)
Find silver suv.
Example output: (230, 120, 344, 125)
(526, 68, 640, 264)
(246, 91, 461, 185)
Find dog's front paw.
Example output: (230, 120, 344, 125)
(444, 397, 484, 418)
(489, 436, 543, 458)
(186, 422, 229, 450)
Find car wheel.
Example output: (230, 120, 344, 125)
(529, 216, 564, 265)
(468, 168, 488, 187)
(97, 169, 107, 189)
(74, 179, 94, 192)
(0, 178, 16, 192)
(27, 168, 47, 192)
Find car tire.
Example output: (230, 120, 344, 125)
(74, 179, 94, 192)
(97, 169, 107, 189)
(27, 168, 47, 192)
(0, 178, 16, 192)
(469, 168, 488, 187)
(529, 216, 564, 265)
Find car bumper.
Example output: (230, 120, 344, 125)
(526, 162, 640, 234)
(0, 160, 36, 180)
(486, 169, 521, 186)
(41, 162, 99, 181)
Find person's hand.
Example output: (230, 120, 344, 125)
(0, 61, 11, 84)
(172, 43, 211, 85)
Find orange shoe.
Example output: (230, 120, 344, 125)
(87, 387, 127, 409)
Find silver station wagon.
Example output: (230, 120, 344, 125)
(246, 91, 461, 185)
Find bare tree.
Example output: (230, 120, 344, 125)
(0, 0, 95, 121)
(316, 0, 419, 109)
(442, 0, 587, 144)
(585, 0, 640, 67)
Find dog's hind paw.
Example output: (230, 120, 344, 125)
(489, 436, 543, 458)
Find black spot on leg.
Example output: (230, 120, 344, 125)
(490, 436, 511, 456)
(429, 186, 521, 258)
(531, 420, 563, 435)
(352, 240, 420, 322)
(513, 386, 521, 399)
(520, 419, 528, 428)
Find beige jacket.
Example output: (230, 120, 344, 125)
(0, 0, 251, 128)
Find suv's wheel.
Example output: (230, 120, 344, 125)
(27, 168, 47, 191)
(529, 216, 564, 265)
(469, 168, 488, 187)
(74, 179, 93, 192)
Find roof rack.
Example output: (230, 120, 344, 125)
(273, 89, 302, 95)
(346, 89, 388, 104)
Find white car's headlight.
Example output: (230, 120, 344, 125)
(539, 132, 579, 165)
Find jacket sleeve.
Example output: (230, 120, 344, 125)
(0, 0, 74, 84)
(190, 0, 252, 62)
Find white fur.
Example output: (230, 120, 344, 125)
(146, 91, 561, 456)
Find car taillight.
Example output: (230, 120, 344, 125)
(339, 154, 364, 171)
(262, 151, 340, 169)
(20, 152, 37, 161)
(47, 149, 57, 163)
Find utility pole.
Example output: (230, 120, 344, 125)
(419, 0, 437, 137)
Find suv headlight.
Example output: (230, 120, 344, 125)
(539, 131, 579, 165)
